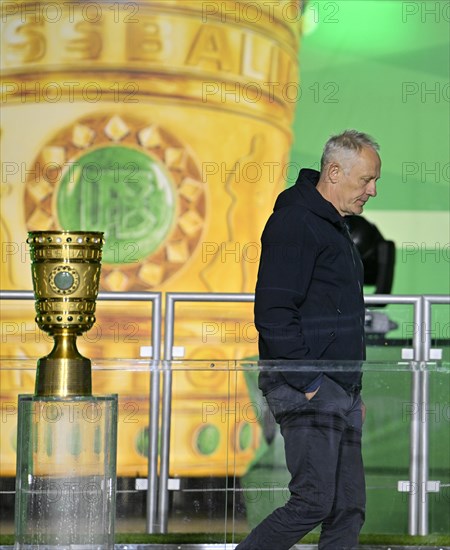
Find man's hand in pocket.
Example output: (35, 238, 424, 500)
(305, 387, 320, 401)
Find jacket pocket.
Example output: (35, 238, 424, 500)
(302, 333, 333, 360)
(316, 293, 340, 357)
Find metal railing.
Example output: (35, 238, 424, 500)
(1, 291, 448, 535)
(160, 293, 255, 532)
(160, 292, 449, 536)
(0, 290, 162, 534)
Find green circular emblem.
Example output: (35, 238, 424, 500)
(239, 423, 252, 451)
(196, 425, 220, 456)
(25, 114, 206, 290)
(135, 427, 149, 458)
(49, 265, 80, 295)
(57, 146, 175, 264)
(54, 271, 74, 290)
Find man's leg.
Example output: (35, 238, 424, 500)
(318, 394, 365, 550)
(236, 378, 349, 550)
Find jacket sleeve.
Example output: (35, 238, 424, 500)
(254, 208, 319, 389)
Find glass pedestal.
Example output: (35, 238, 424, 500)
(15, 395, 118, 549)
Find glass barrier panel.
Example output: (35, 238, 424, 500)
(430, 302, 450, 362)
(169, 302, 418, 364)
(230, 361, 416, 542)
(426, 363, 450, 535)
(365, 303, 417, 363)
(0, 359, 449, 542)
(427, 302, 450, 533)
(168, 362, 234, 536)
(0, 299, 155, 363)
(172, 301, 258, 361)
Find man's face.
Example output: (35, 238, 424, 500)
(336, 147, 381, 216)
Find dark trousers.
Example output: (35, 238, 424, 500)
(236, 375, 365, 550)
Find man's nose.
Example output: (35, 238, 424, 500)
(367, 181, 377, 197)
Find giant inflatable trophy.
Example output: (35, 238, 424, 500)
(15, 231, 117, 549)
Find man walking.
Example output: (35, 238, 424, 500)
(237, 130, 381, 550)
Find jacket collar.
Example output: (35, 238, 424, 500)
(294, 168, 346, 229)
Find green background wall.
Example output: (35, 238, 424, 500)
(291, 0, 449, 295)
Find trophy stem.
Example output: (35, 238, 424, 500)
(35, 330, 92, 397)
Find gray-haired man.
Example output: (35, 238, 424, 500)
(237, 130, 381, 549)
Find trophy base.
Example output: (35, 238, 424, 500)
(15, 395, 118, 550)
(35, 357, 92, 397)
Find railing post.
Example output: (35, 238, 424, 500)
(158, 293, 175, 533)
(146, 292, 162, 534)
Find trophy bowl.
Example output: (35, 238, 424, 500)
(27, 230, 104, 397)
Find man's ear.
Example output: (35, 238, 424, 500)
(327, 162, 340, 184)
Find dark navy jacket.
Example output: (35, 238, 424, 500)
(255, 168, 365, 394)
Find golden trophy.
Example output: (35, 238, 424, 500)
(15, 230, 117, 548)
(27, 230, 104, 397)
